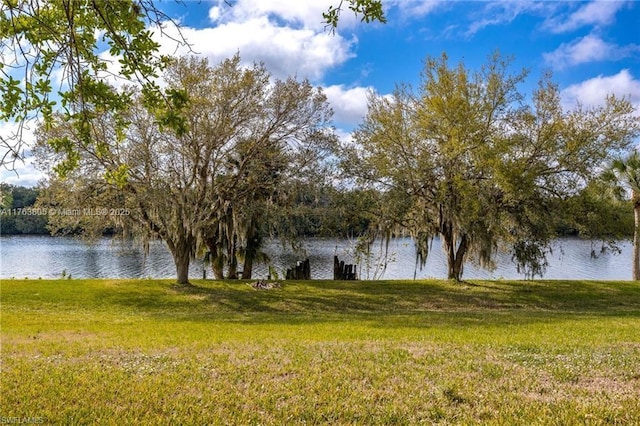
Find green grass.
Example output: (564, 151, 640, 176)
(1, 278, 639, 424)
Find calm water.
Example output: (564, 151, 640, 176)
(0, 235, 634, 280)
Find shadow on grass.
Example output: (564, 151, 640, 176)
(89, 279, 640, 327)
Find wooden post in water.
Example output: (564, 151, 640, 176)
(285, 259, 311, 280)
(333, 256, 357, 280)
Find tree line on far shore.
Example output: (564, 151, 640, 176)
(0, 182, 377, 238)
(3, 182, 633, 241)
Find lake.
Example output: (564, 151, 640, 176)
(0, 235, 634, 280)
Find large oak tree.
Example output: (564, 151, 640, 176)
(36, 55, 336, 284)
(345, 52, 639, 281)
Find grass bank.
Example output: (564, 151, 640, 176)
(1, 278, 639, 424)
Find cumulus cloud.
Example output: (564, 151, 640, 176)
(323, 85, 373, 127)
(543, 34, 640, 69)
(544, 1, 627, 33)
(150, 4, 357, 82)
(561, 69, 640, 109)
(208, 6, 222, 22)
(213, 0, 357, 30)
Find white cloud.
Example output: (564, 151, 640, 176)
(0, 157, 43, 188)
(323, 85, 372, 126)
(543, 34, 640, 69)
(544, 1, 627, 33)
(561, 69, 640, 109)
(385, 0, 441, 18)
(464, 1, 626, 38)
(215, 0, 357, 30)
(208, 6, 221, 22)
(0, 122, 44, 187)
(153, 12, 356, 82)
(465, 1, 557, 36)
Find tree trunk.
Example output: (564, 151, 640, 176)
(446, 250, 464, 281)
(241, 225, 260, 280)
(446, 247, 455, 280)
(442, 225, 468, 281)
(242, 255, 254, 280)
(227, 234, 238, 279)
(450, 234, 468, 281)
(634, 199, 640, 280)
(204, 235, 225, 280)
(212, 254, 224, 280)
(174, 246, 191, 285)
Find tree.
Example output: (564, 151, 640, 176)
(0, 0, 190, 173)
(33, 176, 127, 237)
(35, 55, 336, 284)
(0, 184, 48, 234)
(1, 0, 383, 172)
(0, 183, 13, 209)
(344, 52, 639, 281)
(200, 64, 337, 280)
(602, 152, 640, 280)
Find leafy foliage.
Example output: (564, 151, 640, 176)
(0, 184, 48, 234)
(35, 55, 336, 284)
(0, 0, 186, 171)
(604, 152, 640, 201)
(344, 52, 640, 280)
(323, 0, 386, 32)
(602, 151, 640, 279)
(1, 0, 383, 172)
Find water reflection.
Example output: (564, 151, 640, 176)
(84, 246, 101, 278)
(0, 235, 633, 280)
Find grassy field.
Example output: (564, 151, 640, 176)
(1, 278, 639, 424)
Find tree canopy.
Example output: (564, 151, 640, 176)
(1, 0, 384, 173)
(602, 152, 640, 280)
(35, 54, 336, 284)
(1, 0, 186, 172)
(344, 52, 639, 280)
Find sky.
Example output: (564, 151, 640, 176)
(2, 0, 640, 187)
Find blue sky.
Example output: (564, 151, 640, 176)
(2, 0, 640, 186)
